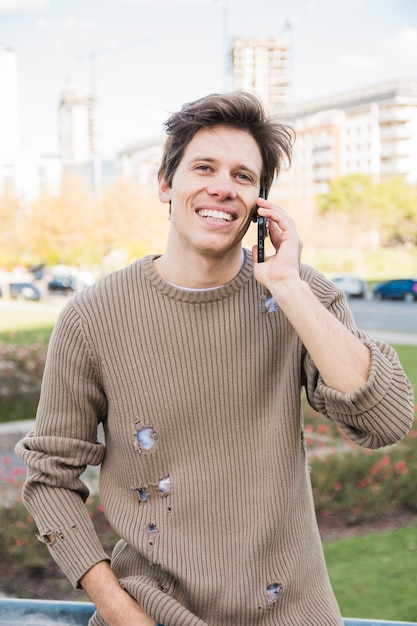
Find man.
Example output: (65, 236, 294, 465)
(16, 92, 414, 626)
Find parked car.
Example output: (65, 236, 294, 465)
(331, 275, 366, 298)
(9, 282, 41, 301)
(47, 275, 77, 294)
(373, 278, 417, 302)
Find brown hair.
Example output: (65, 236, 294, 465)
(158, 91, 294, 194)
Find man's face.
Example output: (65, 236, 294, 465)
(159, 125, 263, 258)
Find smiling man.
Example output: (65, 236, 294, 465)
(16, 92, 414, 626)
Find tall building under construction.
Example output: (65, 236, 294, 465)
(231, 36, 291, 112)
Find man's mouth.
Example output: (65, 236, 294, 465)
(197, 209, 234, 222)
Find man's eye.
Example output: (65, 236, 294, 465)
(236, 173, 252, 182)
(195, 164, 211, 172)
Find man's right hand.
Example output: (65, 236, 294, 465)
(80, 561, 157, 626)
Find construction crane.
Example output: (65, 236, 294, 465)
(81, 37, 150, 195)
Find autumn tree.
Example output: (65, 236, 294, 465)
(25, 174, 94, 266)
(93, 179, 169, 271)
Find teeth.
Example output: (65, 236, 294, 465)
(198, 209, 233, 222)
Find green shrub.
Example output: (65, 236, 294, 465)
(0, 331, 49, 422)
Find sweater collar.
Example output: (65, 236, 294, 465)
(141, 249, 254, 303)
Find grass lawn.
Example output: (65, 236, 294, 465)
(394, 344, 417, 395)
(325, 525, 417, 621)
(0, 305, 59, 335)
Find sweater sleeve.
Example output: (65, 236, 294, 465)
(302, 269, 415, 449)
(15, 303, 110, 588)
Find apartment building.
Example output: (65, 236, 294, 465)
(278, 79, 417, 212)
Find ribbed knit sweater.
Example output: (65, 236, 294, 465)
(16, 252, 414, 626)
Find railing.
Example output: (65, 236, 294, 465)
(0, 599, 416, 626)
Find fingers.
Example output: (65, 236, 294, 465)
(256, 199, 300, 247)
(256, 198, 295, 229)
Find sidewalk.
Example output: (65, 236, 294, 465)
(0, 420, 34, 453)
(369, 330, 417, 346)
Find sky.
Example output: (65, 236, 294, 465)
(1, 0, 417, 159)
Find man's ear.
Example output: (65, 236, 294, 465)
(158, 174, 171, 204)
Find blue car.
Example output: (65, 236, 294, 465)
(373, 279, 417, 302)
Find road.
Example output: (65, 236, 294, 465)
(348, 297, 417, 341)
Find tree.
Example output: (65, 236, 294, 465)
(373, 177, 417, 246)
(318, 175, 417, 247)
(25, 174, 94, 266)
(0, 191, 24, 268)
(93, 179, 169, 271)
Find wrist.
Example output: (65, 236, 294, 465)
(267, 275, 305, 306)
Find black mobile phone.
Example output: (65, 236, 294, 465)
(257, 187, 268, 263)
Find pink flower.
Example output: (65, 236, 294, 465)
(395, 460, 409, 475)
(370, 455, 390, 476)
(317, 424, 329, 435)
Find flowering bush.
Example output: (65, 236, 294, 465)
(0, 456, 118, 574)
(304, 401, 417, 523)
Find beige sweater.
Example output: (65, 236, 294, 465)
(16, 253, 414, 626)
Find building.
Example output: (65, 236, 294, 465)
(232, 36, 291, 112)
(0, 44, 19, 157)
(0, 44, 60, 201)
(118, 137, 163, 188)
(277, 79, 417, 212)
(59, 85, 94, 165)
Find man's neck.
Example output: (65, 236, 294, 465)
(154, 247, 244, 289)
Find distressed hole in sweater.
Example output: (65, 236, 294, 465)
(37, 530, 64, 545)
(266, 583, 281, 604)
(148, 522, 159, 534)
(37, 533, 56, 545)
(158, 476, 171, 497)
(136, 427, 157, 451)
(137, 487, 149, 502)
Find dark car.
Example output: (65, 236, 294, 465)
(373, 279, 417, 302)
(9, 282, 41, 301)
(47, 275, 77, 294)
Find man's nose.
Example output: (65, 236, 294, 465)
(207, 175, 237, 200)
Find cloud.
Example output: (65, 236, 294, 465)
(339, 53, 382, 70)
(117, 0, 208, 6)
(36, 17, 50, 29)
(385, 27, 417, 63)
(61, 16, 97, 30)
(0, 0, 49, 10)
